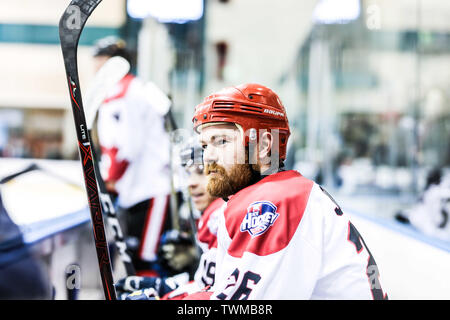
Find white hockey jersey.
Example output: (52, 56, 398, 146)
(97, 74, 171, 208)
(163, 198, 224, 300)
(210, 170, 388, 300)
(407, 172, 450, 241)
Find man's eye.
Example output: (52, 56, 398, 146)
(195, 165, 204, 174)
(216, 139, 227, 145)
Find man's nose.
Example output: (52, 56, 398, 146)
(202, 145, 217, 164)
(188, 179, 198, 190)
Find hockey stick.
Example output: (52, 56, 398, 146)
(83, 55, 136, 276)
(166, 108, 181, 232)
(183, 187, 202, 259)
(88, 132, 136, 276)
(142, 83, 182, 231)
(164, 111, 200, 253)
(59, 0, 116, 300)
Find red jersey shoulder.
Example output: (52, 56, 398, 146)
(224, 170, 314, 257)
(103, 73, 135, 104)
(197, 198, 224, 249)
(202, 198, 225, 219)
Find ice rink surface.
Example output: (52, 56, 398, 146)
(345, 209, 450, 300)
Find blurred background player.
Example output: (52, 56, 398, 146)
(115, 142, 225, 300)
(91, 36, 173, 276)
(189, 83, 388, 300)
(395, 168, 450, 241)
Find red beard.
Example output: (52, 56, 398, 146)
(205, 162, 260, 198)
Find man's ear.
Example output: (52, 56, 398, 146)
(258, 131, 273, 165)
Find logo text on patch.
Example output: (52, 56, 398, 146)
(240, 201, 279, 236)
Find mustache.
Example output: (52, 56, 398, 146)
(204, 163, 227, 176)
(204, 162, 261, 199)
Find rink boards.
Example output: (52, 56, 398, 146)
(0, 158, 90, 243)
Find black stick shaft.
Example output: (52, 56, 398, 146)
(89, 130, 136, 276)
(59, 0, 116, 300)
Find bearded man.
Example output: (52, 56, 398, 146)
(185, 83, 388, 300)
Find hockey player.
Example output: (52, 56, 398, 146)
(395, 168, 450, 241)
(115, 143, 224, 300)
(91, 37, 173, 276)
(188, 83, 388, 300)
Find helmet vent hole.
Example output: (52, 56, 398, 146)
(213, 102, 233, 109)
(240, 107, 262, 113)
(240, 104, 263, 113)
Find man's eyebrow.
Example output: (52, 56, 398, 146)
(200, 134, 230, 144)
(212, 134, 228, 141)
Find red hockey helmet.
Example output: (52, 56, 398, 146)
(193, 83, 290, 160)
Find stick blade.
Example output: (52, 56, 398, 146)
(59, 0, 98, 42)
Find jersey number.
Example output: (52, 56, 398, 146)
(201, 261, 216, 287)
(347, 221, 388, 300)
(216, 268, 261, 300)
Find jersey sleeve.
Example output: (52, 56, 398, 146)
(310, 186, 388, 299)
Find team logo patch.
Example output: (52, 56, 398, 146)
(240, 201, 279, 236)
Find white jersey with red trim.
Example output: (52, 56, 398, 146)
(97, 74, 171, 208)
(164, 198, 225, 300)
(193, 198, 225, 288)
(211, 170, 388, 300)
